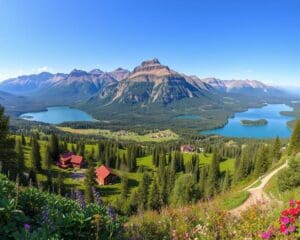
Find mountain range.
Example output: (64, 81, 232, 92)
(0, 58, 286, 104)
(0, 59, 293, 130)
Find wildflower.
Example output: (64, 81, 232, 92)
(281, 210, 289, 216)
(24, 224, 31, 231)
(41, 206, 55, 231)
(289, 200, 296, 207)
(280, 216, 290, 225)
(107, 206, 116, 221)
(74, 189, 86, 209)
(288, 225, 296, 233)
(280, 224, 287, 233)
(260, 231, 272, 239)
(92, 187, 102, 205)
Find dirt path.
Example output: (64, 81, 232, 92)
(230, 161, 288, 216)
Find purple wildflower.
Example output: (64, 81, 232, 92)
(24, 224, 31, 231)
(74, 189, 86, 209)
(41, 206, 56, 231)
(107, 206, 116, 221)
(92, 187, 102, 205)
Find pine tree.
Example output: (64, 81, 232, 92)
(15, 139, 26, 184)
(137, 172, 151, 209)
(120, 176, 129, 199)
(222, 170, 230, 192)
(43, 144, 52, 170)
(49, 134, 59, 162)
(234, 146, 252, 181)
(206, 151, 220, 197)
(254, 145, 270, 177)
(21, 134, 26, 145)
(271, 136, 281, 162)
(289, 120, 300, 154)
(84, 159, 97, 203)
(199, 167, 206, 196)
(0, 106, 17, 180)
(148, 175, 161, 210)
(30, 136, 42, 172)
(170, 174, 195, 206)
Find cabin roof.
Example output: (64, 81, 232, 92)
(95, 165, 114, 179)
(71, 155, 84, 165)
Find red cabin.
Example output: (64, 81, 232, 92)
(95, 165, 117, 185)
(180, 144, 196, 153)
(58, 152, 84, 169)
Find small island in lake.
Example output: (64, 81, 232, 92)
(240, 119, 268, 126)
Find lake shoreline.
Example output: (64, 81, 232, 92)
(201, 104, 295, 139)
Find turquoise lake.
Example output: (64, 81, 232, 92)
(201, 104, 294, 138)
(19, 106, 95, 124)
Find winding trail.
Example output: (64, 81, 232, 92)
(230, 161, 288, 216)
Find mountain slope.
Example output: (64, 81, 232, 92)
(202, 78, 285, 96)
(90, 58, 216, 105)
(0, 72, 56, 94)
(32, 69, 118, 104)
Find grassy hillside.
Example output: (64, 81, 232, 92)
(57, 127, 179, 142)
(20, 135, 235, 203)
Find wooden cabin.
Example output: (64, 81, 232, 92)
(180, 144, 196, 153)
(58, 152, 84, 169)
(95, 165, 117, 185)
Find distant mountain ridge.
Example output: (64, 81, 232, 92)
(0, 59, 287, 106)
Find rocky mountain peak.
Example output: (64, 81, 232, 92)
(140, 58, 161, 66)
(130, 58, 171, 78)
(69, 69, 88, 77)
(89, 69, 104, 75)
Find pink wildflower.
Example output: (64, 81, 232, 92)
(280, 216, 290, 225)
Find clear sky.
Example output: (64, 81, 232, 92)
(0, 0, 300, 86)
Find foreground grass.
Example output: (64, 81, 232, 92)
(219, 191, 250, 210)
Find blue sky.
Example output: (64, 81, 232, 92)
(0, 0, 300, 86)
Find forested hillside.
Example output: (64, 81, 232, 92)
(2, 104, 299, 239)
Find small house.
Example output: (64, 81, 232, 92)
(180, 144, 196, 153)
(95, 165, 117, 185)
(58, 152, 84, 169)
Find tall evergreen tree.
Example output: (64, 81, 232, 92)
(222, 170, 230, 193)
(0, 106, 16, 180)
(137, 172, 151, 209)
(254, 145, 270, 177)
(15, 139, 26, 184)
(234, 146, 252, 182)
(206, 151, 221, 197)
(199, 166, 206, 196)
(43, 144, 52, 170)
(170, 174, 195, 206)
(49, 134, 59, 162)
(21, 134, 26, 145)
(271, 136, 281, 162)
(148, 175, 161, 210)
(84, 159, 97, 203)
(120, 176, 129, 199)
(30, 136, 42, 172)
(289, 120, 300, 154)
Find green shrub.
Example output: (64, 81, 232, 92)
(277, 156, 300, 192)
(0, 173, 125, 239)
